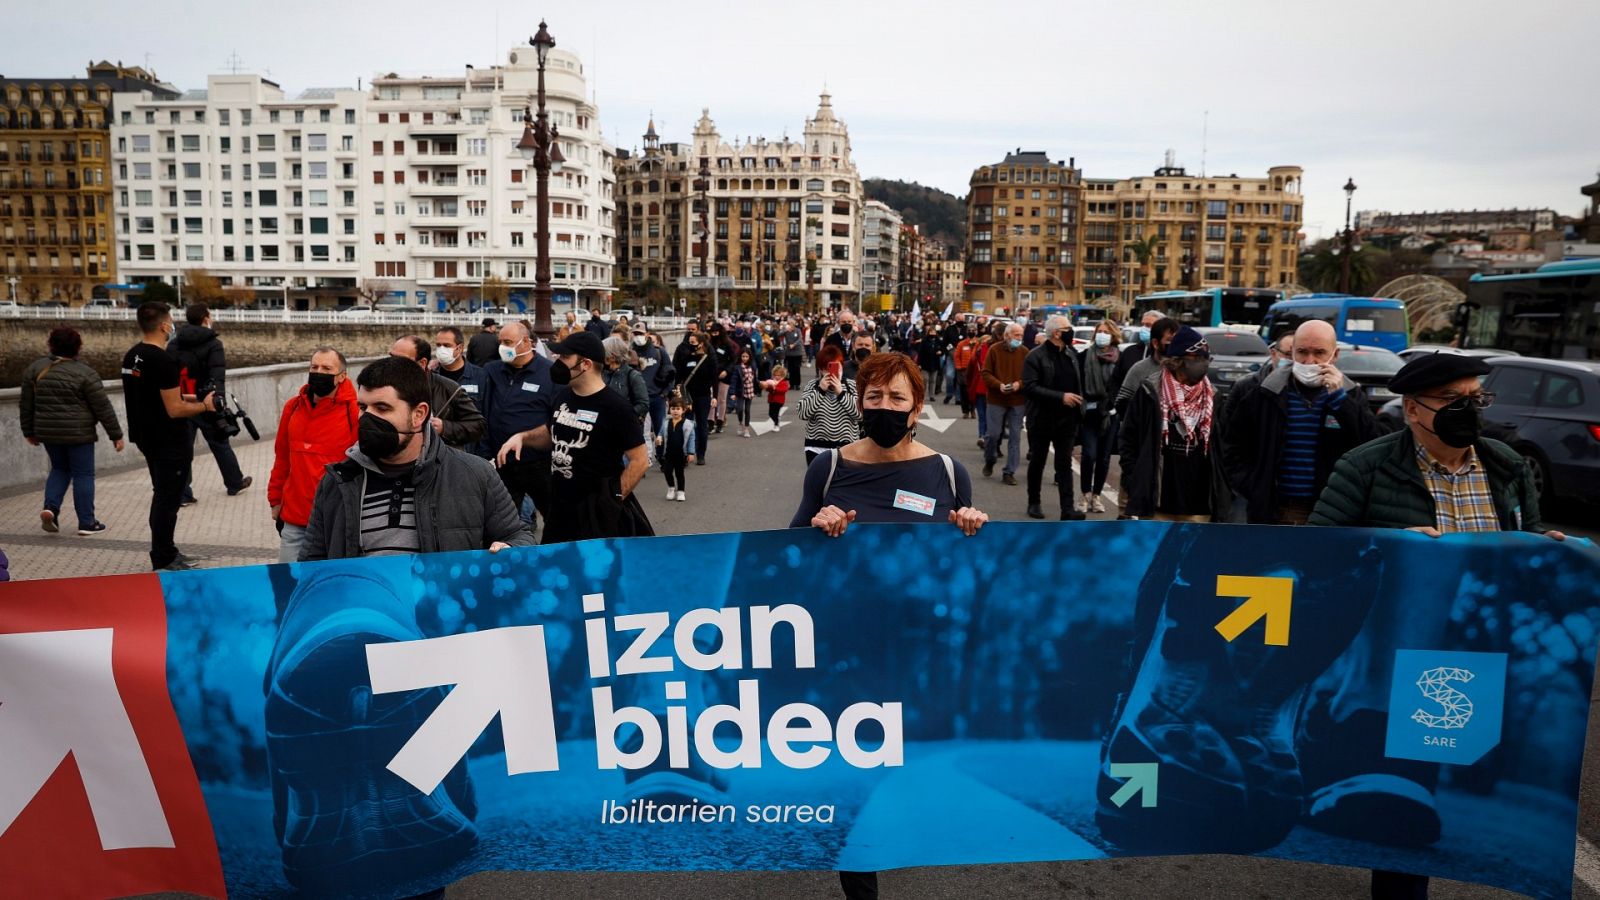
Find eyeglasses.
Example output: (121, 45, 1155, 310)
(1415, 392, 1495, 413)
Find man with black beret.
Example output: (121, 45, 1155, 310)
(1310, 351, 1563, 540)
(1307, 350, 1562, 900)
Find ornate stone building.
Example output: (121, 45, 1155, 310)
(615, 93, 863, 312)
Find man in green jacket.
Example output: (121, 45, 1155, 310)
(21, 326, 124, 535)
(1307, 351, 1564, 900)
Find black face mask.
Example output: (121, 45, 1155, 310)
(550, 359, 572, 385)
(358, 412, 421, 461)
(307, 372, 336, 397)
(853, 348, 871, 362)
(1423, 402, 1483, 449)
(839, 323, 853, 335)
(861, 407, 913, 448)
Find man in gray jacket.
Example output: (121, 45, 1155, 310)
(300, 356, 531, 560)
(20, 326, 124, 535)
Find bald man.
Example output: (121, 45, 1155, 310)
(1221, 319, 1381, 525)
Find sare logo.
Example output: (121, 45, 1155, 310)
(1384, 649, 1507, 765)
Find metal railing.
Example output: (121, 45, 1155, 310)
(0, 305, 690, 330)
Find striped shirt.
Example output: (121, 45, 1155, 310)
(1416, 445, 1500, 534)
(359, 471, 420, 556)
(1276, 387, 1343, 499)
(799, 377, 862, 447)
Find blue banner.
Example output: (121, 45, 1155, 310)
(3, 523, 1597, 898)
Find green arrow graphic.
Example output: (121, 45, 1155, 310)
(1214, 575, 1294, 646)
(1108, 762, 1159, 808)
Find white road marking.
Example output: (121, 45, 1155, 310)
(1576, 834, 1600, 894)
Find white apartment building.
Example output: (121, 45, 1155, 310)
(364, 46, 615, 312)
(862, 200, 901, 299)
(110, 75, 367, 306)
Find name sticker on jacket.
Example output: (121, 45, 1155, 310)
(464, 384, 479, 394)
(893, 489, 937, 516)
(521, 382, 540, 393)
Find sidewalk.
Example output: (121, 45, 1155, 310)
(0, 438, 280, 581)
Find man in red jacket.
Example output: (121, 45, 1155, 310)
(267, 347, 359, 563)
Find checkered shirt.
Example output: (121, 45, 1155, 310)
(1416, 444, 1500, 534)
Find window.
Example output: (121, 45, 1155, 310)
(258, 134, 276, 151)
(183, 190, 202, 207)
(393, 170, 405, 184)
(507, 260, 527, 278)
(468, 200, 486, 217)
(309, 190, 328, 207)
(132, 134, 151, 153)
(309, 218, 329, 235)
(184, 217, 203, 234)
(185, 245, 204, 261)
(467, 138, 487, 155)
(183, 162, 201, 178)
(1538, 372, 1583, 409)
(468, 168, 487, 186)
(1486, 366, 1542, 407)
(133, 161, 152, 180)
(258, 189, 277, 207)
(308, 133, 327, 152)
(373, 171, 384, 184)
(345, 109, 356, 124)
(309, 161, 327, 179)
(258, 161, 277, 179)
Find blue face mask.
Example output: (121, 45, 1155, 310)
(1275, 357, 1293, 370)
(1137, 327, 1151, 343)
(1009, 339, 1023, 350)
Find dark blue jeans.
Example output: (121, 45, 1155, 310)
(43, 441, 97, 528)
(1079, 415, 1120, 495)
(689, 393, 712, 461)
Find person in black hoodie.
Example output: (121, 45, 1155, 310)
(168, 303, 250, 502)
(1021, 315, 1088, 521)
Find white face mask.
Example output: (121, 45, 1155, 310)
(498, 343, 521, 364)
(433, 346, 457, 366)
(1094, 333, 1112, 348)
(1292, 361, 1324, 387)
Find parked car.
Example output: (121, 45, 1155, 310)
(0, 299, 21, 316)
(610, 307, 637, 322)
(1195, 327, 1270, 396)
(1332, 342, 1406, 411)
(1397, 344, 1520, 363)
(84, 298, 120, 309)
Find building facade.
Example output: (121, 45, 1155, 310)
(897, 224, 927, 310)
(614, 93, 863, 312)
(936, 253, 964, 307)
(110, 74, 366, 307)
(963, 150, 1082, 311)
(1095, 162, 1305, 305)
(1356, 207, 1558, 236)
(2, 62, 176, 305)
(861, 199, 900, 303)
(364, 46, 615, 312)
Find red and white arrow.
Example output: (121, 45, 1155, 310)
(0, 628, 174, 849)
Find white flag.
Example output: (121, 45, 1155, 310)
(910, 300, 922, 321)
(940, 301, 955, 321)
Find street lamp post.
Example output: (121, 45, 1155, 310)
(5, 276, 18, 305)
(1339, 177, 1358, 294)
(516, 21, 566, 339)
(696, 161, 711, 317)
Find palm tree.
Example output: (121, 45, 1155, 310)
(1128, 235, 1162, 294)
(1299, 242, 1376, 294)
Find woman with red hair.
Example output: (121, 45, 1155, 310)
(790, 352, 989, 538)
(797, 343, 862, 466)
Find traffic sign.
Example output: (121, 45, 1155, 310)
(677, 276, 733, 290)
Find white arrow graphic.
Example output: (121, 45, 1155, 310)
(918, 404, 954, 433)
(0, 628, 174, 849)
(366, 625, 560, 795)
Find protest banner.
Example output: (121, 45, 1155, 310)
(1, 522, 1596, 898)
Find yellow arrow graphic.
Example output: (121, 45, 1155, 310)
(1213, 575, 1293, 646)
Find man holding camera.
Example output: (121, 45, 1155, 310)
(169, 303, 252, 503)
(123, 301, 220, 571)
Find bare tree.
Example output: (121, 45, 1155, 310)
(481, 275, 510, 307)
(354, 279, 391, 312)
(222, 282, 257, 309)
(441, 282, 473, 312)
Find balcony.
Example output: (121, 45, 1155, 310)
(410, 179, 463, 196)
(408, 116, 466, 135)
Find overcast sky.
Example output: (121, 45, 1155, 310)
(13, 0, 1599, 238)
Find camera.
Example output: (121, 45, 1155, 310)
(199, 380, 261, 441)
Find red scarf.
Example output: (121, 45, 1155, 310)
(1158, 369, 1215, 450)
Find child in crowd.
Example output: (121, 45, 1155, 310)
(655, 396, 696, 501)
(760, 365, 791, 433)
(730, 349, 757, 438)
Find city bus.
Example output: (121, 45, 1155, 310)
(1134, 288, 1281, 328)
(1463, 259, 1600, 360)
(1026, 304, 1106, 327)
(1258, 294, 1410, 353)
